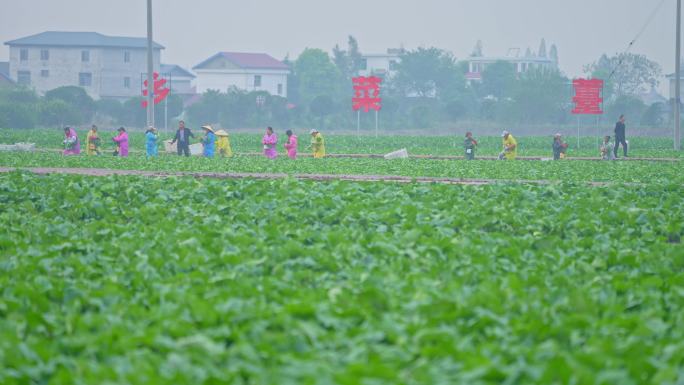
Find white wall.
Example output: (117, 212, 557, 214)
(195, 69, 288, 97)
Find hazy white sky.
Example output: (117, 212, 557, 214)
(0, 0, 678, 86)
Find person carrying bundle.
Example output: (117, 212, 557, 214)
(499, 130, 517, 160)
(262, 126, 278, 159)
(63, 127, 81, 156)
(86, 125, 101, 156)
(215, 129, 233, 157)
(600, 136, 616, 160)
(309, 129, 325, 158)
(145, 126, 159, 158)
(552, 133, 568, 160)
(464, 132, 478, 160)
(284, 130, 298, 159)
(112, 127, 129, 157)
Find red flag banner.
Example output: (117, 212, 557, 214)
(141, 72, 170, 108)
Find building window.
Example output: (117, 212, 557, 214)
(17, 71, 31, 85)
(41, 70, 49, 78)
(40, 49, 49, 61)
(254, 75, 262, 87)
(124, 77, 130, 89)
(81, 50, 90, 62)
(20, 49, 28, 61)
(124, 51, 130, 63)
(277, 83, 283, 95)
(79, 72, 92, 87)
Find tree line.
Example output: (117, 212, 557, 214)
(0, 37, 669, 130)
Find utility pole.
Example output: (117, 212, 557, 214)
(146, 0, 155, 128)
(676, 0, 681, 150)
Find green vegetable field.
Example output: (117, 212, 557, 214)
(0, 128, 683, 384)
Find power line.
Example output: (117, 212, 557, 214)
(608, 0, 667, 81)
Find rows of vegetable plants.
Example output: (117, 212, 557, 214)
(0, 152, 681, 184)
(0, 172, 682, 384)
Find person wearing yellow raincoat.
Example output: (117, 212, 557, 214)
(499, 130, 517, 160)
(215, 129, 233, 157)
(86, 125, 101, 155)
(309, 129, 325, 158)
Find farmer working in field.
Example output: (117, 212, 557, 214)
(63, 127, 81, 156)
(284, 129, 298, 159)
(600, 135, 616, 160)
(552, 133, 568, 160)
(215, 129, 233, 157)
(262, 126, 278, 159)
(112, 127, 129, 157)
(86, 125, 101, 156)
(309, 129, 325, 158)
(499, 130, 517, 160)
(201, 125, 216, 158)
(145, 126, 158, 158)
(464, 132, 478, 160)
(171, 120, 194, 157)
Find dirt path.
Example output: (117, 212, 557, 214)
(35, 148, 681, 162)
(0, 166, 641, 187)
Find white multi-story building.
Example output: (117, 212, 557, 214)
(465, 43, 559, 83)
(358, 48, 403, 78)
(193, 52, 289, 97)
(4, 31, 163, 100)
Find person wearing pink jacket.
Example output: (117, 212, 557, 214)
(62, 127, 81, 155)
(112, 127, 129, 157)
(284, 130, 298, 159)
(262, 126, 278, 159)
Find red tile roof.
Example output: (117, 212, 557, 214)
(193, 52, 289, 71)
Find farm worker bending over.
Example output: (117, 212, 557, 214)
(310, 129, 325, 158)
(464, 132, 477, 160)
(552, 133, 568, 160)
(171, 120, 194, 157)
(201, 125, 216, 158)
(284, 130, 298, 159)
(215, 130, 233, 157)
(112, 127, 129, 157)
(63, 127, 81, 156)
(263, 126, 278, 159)
(499, 130, 517, 160)
(145, 126, 158, 158)
(86, 125, 101, 156)
(600, 136, 616, 160)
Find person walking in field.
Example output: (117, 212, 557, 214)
(600, 135, 616, 160)
(552, 133, 568, 160)
(310, 129, 325, 158)
(145, 126, 158, 158)
(171, 120, 194, 157)
(86, 125, 101, 156)
(201, 125, 216, 158)
(263, 126, 278, 159)
(112, 127, 129, 157)
(614, 115, 628, 158)
(464, 132, 478, 160)
(215, 129, 233, 157)
(499, 130, 517, 160)
(63, 127, 81, 156)
(284, 130, 298, 159)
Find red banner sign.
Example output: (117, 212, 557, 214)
(572, 78, 604, 115)
(352, 76, 382, 112)
(141, 72, 170, 108)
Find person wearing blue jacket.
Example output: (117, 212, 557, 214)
(201, 125, 216, 158)
(145, 126, 158, 158)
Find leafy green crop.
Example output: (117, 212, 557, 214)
(0, 151, 681, 185)
(0, 172, 683, 384)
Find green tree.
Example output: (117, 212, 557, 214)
(511, 68, 570, 123)
(640, 102, 666, 127)
(479, 61, 517, 100)
(584, 53, 662, 99)
(39, 99, 79, 126)
(294, 48, 341, 106)
(44, 86, 96, 124)
(96, 99, 124, 121)
(393, 47, 465, 99)
(310, 95, 335, 129)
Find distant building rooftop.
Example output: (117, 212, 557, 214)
(161, 64, 195, 78)
(4, 31, 164, 49)
(193, 52, 289, 71)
